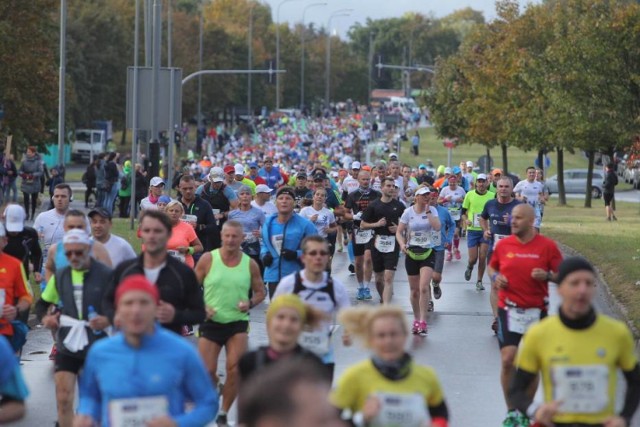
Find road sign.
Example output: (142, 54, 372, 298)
(126, 67, 182, 131)
(443, 138, 456, 149)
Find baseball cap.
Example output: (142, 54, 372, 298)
(444, 167, 452, 174)
(150, 176, 164, 187)
(331, 171, 339, 178)
(389, 153, 398, 160)
(437, 165, 446, 175)
(88, 207, 112, 221)
(209, 167, 225, 183)
(256, 184, 273, 194)
(313, 172, 327, 181)
(419, 164, 427, 170)
(492, 168, 503, 175)
(297, 172, 307, 180)
(63, 229, 91, 246)
(452, 166, 461, 174)
(234, 164, 245, 175)
(477, 173, 488, 181)
(249, 162, 259, 169)
(4, 204, 25, 232)
(158, 195, 172, 204)
(415, 186, 431, 196)
(466, 161, 474, 167)
(224, 165, 235, 175)
(351, 161, 361, 170)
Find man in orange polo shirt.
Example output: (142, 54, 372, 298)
(0, 223, 32, 345)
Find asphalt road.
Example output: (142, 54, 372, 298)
(10, 242, 640, 426)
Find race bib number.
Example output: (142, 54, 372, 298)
(271, 234, 284, 255)
(372, 392, 429, 427)
(298, 330, 330, 356)
(472, 213, 481, 228)
(507, 307, 541, 334)
(109, 396, 169, 427)
(355, 229, 373, 245)
(244, 232, 259, 244)
(181, 214, 197, 226)
(167, 250, 186, 263)
(448, 207, 461, 220)
(0, 289, 4, 316)
(552, 365, 609, 414)
(493, 233, 508, 249)
(430, 230, 441, 247)
(408, 231, 432, 248)
(374, 235, 396, 253)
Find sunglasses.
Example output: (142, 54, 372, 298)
(65, 250, 86, 258)
(305, 250, 329, 257)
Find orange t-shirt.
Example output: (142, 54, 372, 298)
(0, 252, 32, 336)
(166, 221, 198, 268)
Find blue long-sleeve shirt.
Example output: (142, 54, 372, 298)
(77, 325, 218, 427)
(260, 213, 318, 283)
(435, 205, 456, 250)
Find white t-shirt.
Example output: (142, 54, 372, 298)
(513, 180, 544, 206)
(102, 234, 137, 268)
(251, 200, 277, 218)
(399, 205, 440, 248)
(143, 262, 166, 284)
(341, 175, 360, 195)
(33, 209, 66, 252)
(140, 197, 158, 211)
(299, 206, 336, 238)
(439, 186, 467, 208)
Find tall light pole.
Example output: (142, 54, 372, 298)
(324, 9, 352, 109)
(276, 0, 301, 111)
(197, 6, 203, 133)
(57, 0, 67, 167)
(248, 1, 256, 119)
(367, 31, 375, 105)
(300, 2, 326, 110)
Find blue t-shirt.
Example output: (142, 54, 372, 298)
(228, 207, 265, 235)
(258, 167, 282, 190)
(480, 199, 522, 247)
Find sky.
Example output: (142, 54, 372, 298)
(263, 0, 542, 38)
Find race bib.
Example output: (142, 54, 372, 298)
(493, 233, 508, 250)
(507, 307, 541, 334)
(167, 250, 186, 263)
(244, 232, 259, 244)
(472, 213, 481, 228)
(212, 209, 221, 225)
(430, 230, 442, 247)
(374, 235, 396, 253)
(0, 289, 4, 316)
(298, 330, 330, 356)
(372, 392, 429, 427)
(408, 231, 433, 248)
(355, 228, 373, 245)
(552, 365, 609, 414)
(448, 207, 461, 220)
(271, 234, 284, 255)
(108, 396, 169, 427)
(181, 214, 197, 226)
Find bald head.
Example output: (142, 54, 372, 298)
(511, 204, 536, 238)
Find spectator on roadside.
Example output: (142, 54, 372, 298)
(94, 153, 106, 208)
(1, 151, 18, 205)
(133, 163, 148, 216)
(604, 162, 618, 221)
(18, 146, 44, 221)
(102, 152, 120, 216)
(82, 159, 98, 209)
(117, 160, 132, 218)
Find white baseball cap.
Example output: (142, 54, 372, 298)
(209, 167, 225, 183)
(256, 184, 273, 194)
(415, 187, 431, 196)
(63, 229, 91, 246)
(444, 167, 452, 174)
(150, 176, 165, 187)
(477, 173, 488, 180)
(4, 204, 25, 232)
(351, 161, 361, 170)
(234, 164, 245, 175)
(389, 153, 398, 160)
(466, 161, 474, 167)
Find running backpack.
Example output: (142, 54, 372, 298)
(292, 271, 336, 307)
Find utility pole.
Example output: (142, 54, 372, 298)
(57, 0, 67, 167)
(367, 31, 375, 105)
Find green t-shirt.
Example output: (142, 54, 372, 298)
(462, 190, 494, 231)
(42, 270, 86, 319)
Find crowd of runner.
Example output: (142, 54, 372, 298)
(0, 112, 638, 427)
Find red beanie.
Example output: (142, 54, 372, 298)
(115, 275, 160, 306)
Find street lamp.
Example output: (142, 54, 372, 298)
(300, 2, 327, 110)
(324, 9, 352, 109)
(248, 1, 257, 119)
(276, 0, 302, 111)
(57, 0, 67, 167)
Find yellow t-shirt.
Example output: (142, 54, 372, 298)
(516, 314, 637, 424)
(331, 359, 444, 421)
(42, 270, 86, 319)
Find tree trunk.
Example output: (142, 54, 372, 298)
(501, 143, 509, 175)
(486, 147, 491, 173)
(537, 149, 544, 172)
(585, 150, 594, 208)
(558, 148, 566, 206)
(120, 126, 127, 146)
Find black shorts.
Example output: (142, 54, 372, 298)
(55, 352, 85, 374)
(497, 307, 547, 349)
(351, 231, 372, 257)
(405, 249, 437, 276)
(604, 192, 614, 206)
(199, 320, 249, 347)
(371, 247, 400, 273)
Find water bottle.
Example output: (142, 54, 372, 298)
(87, 305, 101, 335)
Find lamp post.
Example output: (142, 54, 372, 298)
(248, 1, 256, 119)
(57, 0, 67, 167)
(300, 2, 326, 110)
(324, 9, 352, 109)
(276, 0, 301, 111)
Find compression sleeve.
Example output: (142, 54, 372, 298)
(621, 363, 640, 424)
(509, 369, 537, 414)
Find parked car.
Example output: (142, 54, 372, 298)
(546, 169, 604, 198)
(623, 160, 640, 189)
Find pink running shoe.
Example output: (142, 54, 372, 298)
(446, 252, 452, 262)
(412, 320, 420, 335)
(454, 249, 461, 260)
(418, 321, 428, 337)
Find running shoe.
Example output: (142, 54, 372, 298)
(464, 265, 473, 281)
(445, 251, 452, 262)
(216, 413, 229, 427)
(476, 280, 485, 291)
(454, 249, 461, 260)
(428, 300, 434, 312)
(432, 282, 442, 299)
(516, 412, 530, 427)
(348, 263, 355, 274)
(418, 321, 428, 336)
(356, 288, 366, 301)
(412, 320, 420, 335)
(501, 411, 518, 427)
(491, 317, 498, 334)
(363, 287, 372, 300)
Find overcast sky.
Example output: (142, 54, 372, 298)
(263, 0, 542, 38)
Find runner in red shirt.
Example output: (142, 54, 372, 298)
(487, 204, 562, 426)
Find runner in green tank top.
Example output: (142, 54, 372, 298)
(195, 220, 265, 426)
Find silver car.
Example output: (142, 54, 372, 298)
(546, 169, 604, 198)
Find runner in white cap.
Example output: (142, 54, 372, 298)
(251, 184, 277, 218)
